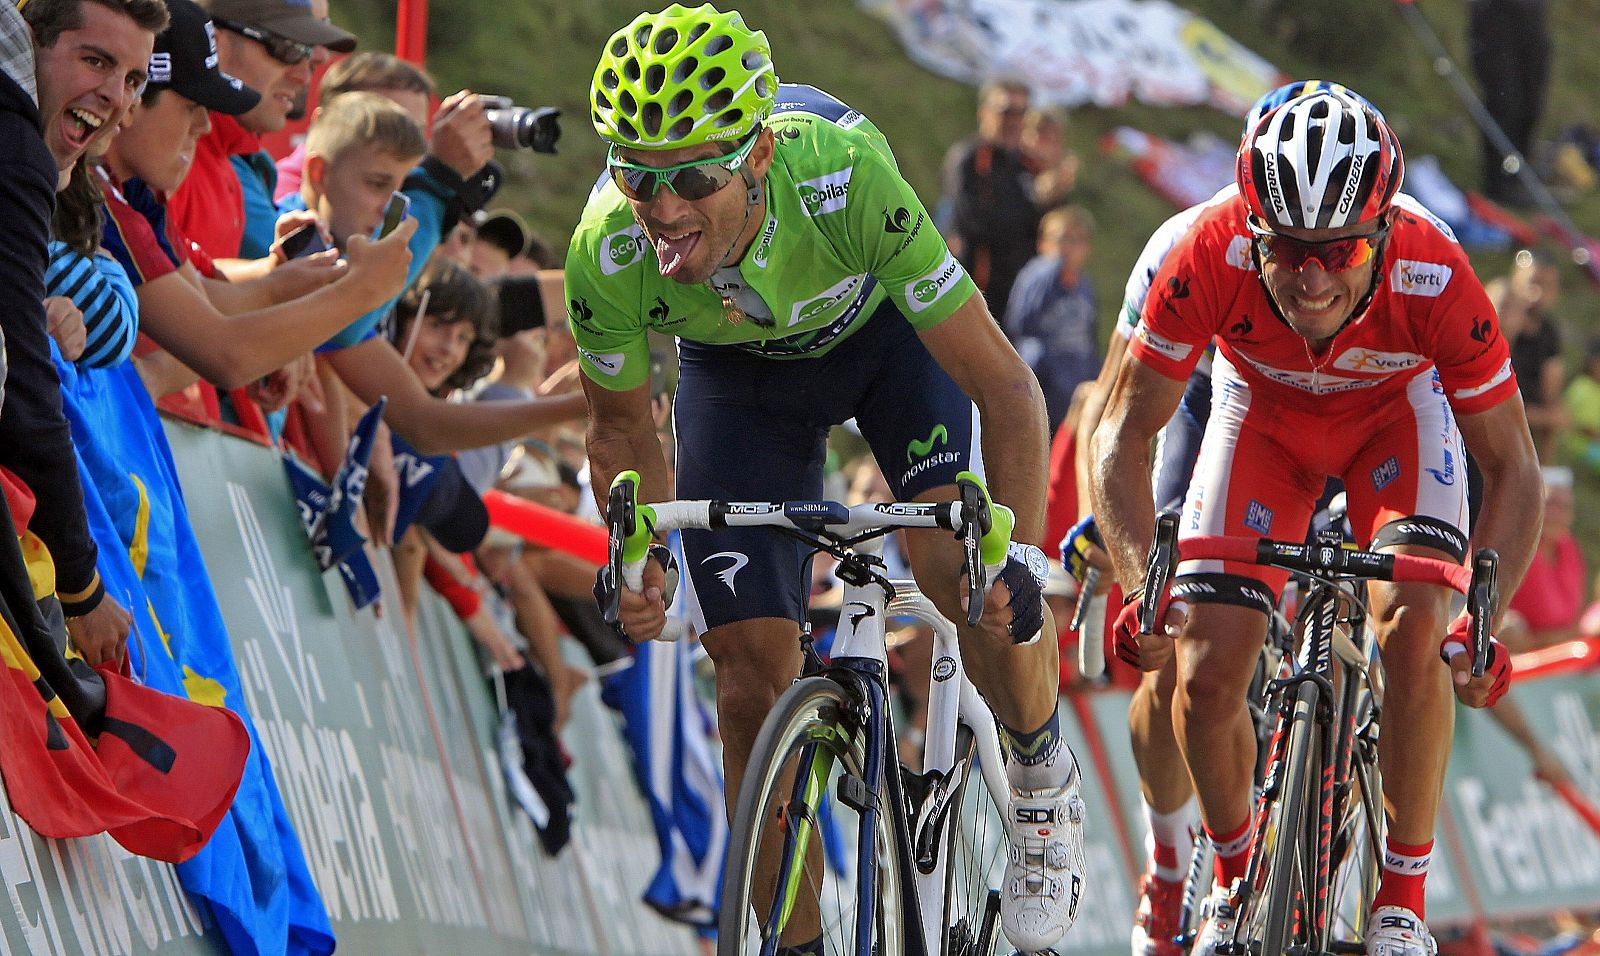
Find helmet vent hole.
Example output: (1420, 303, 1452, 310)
(703, 33, 732, 57)
(667, 90, 693, 118)
(617, 117, 638, 141)
(672, 56, 699, 85)
(687, 22, 709, 44)
(653, 27, 679, 55)
(600, 69, 619, 92)
(700, 66, 725, 91)
(642, 101, 663, 137)
(634, 25, 653, 50)
(705, 88, 732, 113)
(623, 58, 641, 83)
(741, 50, 766, 71)
(610, 37, 629, 58)
(755, 75, 770, 98)
(713, 108, 743, 129)
(645, 63, 666, 95)
(594, 91, 613, 111)
(668, 117, 694, 141)
(619, 90, 637, 116)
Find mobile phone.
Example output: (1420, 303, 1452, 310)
(495, 275, 547, 334)
(280, 223, 331, 259)
(377, 192, 411, 239)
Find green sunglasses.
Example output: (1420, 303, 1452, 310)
(607, 130, 759, 202)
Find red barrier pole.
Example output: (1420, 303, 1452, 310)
(395, 0, 428, 64)
(483, 490, 608, 566)
(1509, 639, 1600, 683)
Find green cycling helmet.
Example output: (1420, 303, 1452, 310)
(591, 3, 777, 150)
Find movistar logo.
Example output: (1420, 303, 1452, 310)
(906, 424, 949, 464)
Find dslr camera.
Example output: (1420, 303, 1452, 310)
(480, 95, 561, 153)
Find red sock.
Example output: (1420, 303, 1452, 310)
(1207, 817, 1253, 887)
(1374, 837, 1432, 919)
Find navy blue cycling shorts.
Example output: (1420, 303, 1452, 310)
(673, 301, 981, 633)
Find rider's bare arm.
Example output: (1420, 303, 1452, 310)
(1455, 392, 1543, 624)
(1074, 329, 1129, 521)
(583, 375, 672, 515)
(918, 294, 1050, 544)
(1088, 354, 1187, 591)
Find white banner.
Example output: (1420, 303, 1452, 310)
(856, 0, 1282, 115)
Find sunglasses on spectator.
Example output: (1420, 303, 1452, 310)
(607, 130, 759, 202)
(212, 17, 312, 66)
(1249, 220, 1389, 273)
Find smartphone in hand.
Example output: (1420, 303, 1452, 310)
(280, 223, 331, 259)
(377, 192, 411, 239)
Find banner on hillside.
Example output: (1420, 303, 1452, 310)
(856, 0, 1282, 114)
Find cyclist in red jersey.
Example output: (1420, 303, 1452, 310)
(1090, 90, 1541, 956)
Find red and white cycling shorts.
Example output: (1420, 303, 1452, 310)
(1174, 353, 1470, 609)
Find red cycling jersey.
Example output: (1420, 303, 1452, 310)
(1129, 194, 1515, 418)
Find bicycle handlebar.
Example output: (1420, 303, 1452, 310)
(1137, 516, 1499, 678)
(602, 469, 1016, 629)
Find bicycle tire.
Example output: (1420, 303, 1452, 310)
(1327, 717, 1383, 948)
(937, 724, 1005, 955)
(1248, 678, 1321, 956)
(718, 676, 907, 956)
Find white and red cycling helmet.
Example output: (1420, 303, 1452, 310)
(1237, 89, 1403, 232)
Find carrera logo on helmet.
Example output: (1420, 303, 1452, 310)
(798, 168, 852, 216)
(1391, 259, 1453, 297)
(906, 252, 963, 313)
(1336, 154, 1367, 218)
(1262, 151, 1288, 221)
(600, 225, 645, 276)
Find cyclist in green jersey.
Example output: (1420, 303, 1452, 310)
(569, 5, 1087, 952)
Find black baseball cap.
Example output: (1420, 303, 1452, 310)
(204, 0, 358, 52)
(473, 209, 529, 259)
(149, 0, 260, 115)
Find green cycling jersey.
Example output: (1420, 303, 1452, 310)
(565, 83, 978, 392)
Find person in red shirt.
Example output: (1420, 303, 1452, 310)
(1090, 90, 1542, 956)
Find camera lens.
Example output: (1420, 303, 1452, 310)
(486, 106, 563, 153)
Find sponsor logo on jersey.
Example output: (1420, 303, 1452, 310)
(1394, 520, 1465, 553)
(1390, 259, 1453, 297)
(790, 274, 865, 327)
(1425, 448, 1457, 486)
(1468, 315, 1496, 345)
(1132, 323, 1195, 364)
(837, 109, 866, 129)
(1371, 456, 1400, 491)
(648, 296, 685, 329)
(567, 297, 600, 335)
(1225, 234, 1255, 270)
(600, 224, 646, 275)
(578, 347, 625, 376)
(906, 251, 964, 314)
(1244, 500, 1274, 535)
(884, 206, 913, 233)
(776, 125, 802, 141)
(752, 210, 779, 267)
(798, 168, 853, 216)
(1332, 348, 1426, 373)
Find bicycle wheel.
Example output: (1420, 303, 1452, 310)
(1327, 703, 1383, 947)
(1244, 679, 1322, 956)
(719, 676, 907, 956)
(936, 725, 1005, 955)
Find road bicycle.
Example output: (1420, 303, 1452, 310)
(601, 470, 1025, 956)
(1135, 513, 1495, 956)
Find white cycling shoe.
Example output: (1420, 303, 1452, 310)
(1366, 906, 1437, 956)
(1189, 885, 1239, 956)
(1001, 778, 1087, 953)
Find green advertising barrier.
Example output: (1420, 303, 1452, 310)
(1, 421, 704, 955)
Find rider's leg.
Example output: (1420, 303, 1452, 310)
(701, 616, 819, 943)
(1130, 660, 1194, 868)
(1171, 603, 1270, 887)
(1366, 568, 1455, 919)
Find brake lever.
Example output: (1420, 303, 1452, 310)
(957, 477, 990, 627)
(1140, 511, 1181, 634)
(603, 476, 637, 627)
(1468, 548, 1499, 679)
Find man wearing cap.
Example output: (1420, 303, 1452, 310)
(468, 209, 527, 281)
(166, 0, 355, 261)
(4, 0, 167, 666)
